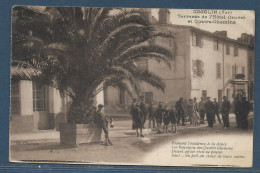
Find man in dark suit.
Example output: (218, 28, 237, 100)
(221, 96, 231, 128)
(175, 97, 185, 126)
(205, 97, 215, 127)
(139, 96, 148, 128)
(240, 97, 251, 130)
(148, 101, 156, 128)
(130, 98, 137, 130)
(213, 98, 222, 124)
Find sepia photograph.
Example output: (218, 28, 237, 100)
(9, 6, 255, 167)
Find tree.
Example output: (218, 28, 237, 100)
(11, 6, 175, 123)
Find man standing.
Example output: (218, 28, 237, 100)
(169, 105, 177, 133)
(130, 98, 137, 130)
(198, 97, 206, 124)
(205, 97, 215, 127)
(96, 104, 112, 146)
(221, 96, 231, 128)
(234, 96, 242, 128)
(213, 98, 222, 124)
(175, 98, 185, 126)
(148, 101, 156, 128)
(240, 97, 250, 130)
(139, 96, 148, 128)
(155, 102, 163, 133)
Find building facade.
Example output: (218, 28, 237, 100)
(10, 80, 104, 133)
(104, 9, 254, 112)
(10, 9, 254, 132)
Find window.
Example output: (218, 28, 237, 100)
(10, 82, 20, 115)
(232, 64, 237, 78)
(192, 33, 203, 47)
(33, 82, 48, 111)
(192, 59, 204, 77)
(234, 44, 238, 56)
(216, 63, 221, 79)
(214, 39, 219, 50)
(226, 43, 230, 55)
(202, 90, 207, 97)
(119, 88, 125, 105)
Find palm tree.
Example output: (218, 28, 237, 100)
(11, 6, 175, 123)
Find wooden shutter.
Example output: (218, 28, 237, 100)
(192, 59, 197, 76)
(216, 63, 221, 79)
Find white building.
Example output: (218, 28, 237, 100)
(104, 9, 254, 113)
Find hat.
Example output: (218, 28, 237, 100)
(98, 104, 104, 109)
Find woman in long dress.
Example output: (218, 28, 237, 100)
(134, 104, 145, 137)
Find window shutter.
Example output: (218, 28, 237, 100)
(216, 63, 221, 79)
(192, 33, 196, 46)
(201, 61, 204, 76)
(192, 59, 197, 76)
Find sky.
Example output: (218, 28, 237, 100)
(151, 9, 255, 40)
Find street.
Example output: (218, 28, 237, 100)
(10, 114, 253, 165)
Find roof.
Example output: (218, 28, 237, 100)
(152, 23, 254, 48)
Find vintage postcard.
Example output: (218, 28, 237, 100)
(9, 7, 255, 167)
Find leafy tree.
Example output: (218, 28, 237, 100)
(11, 6, 175, 123)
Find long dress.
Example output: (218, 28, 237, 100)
(133, 107, 144, 129)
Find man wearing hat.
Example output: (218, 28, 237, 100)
(205, 97, 215, 127)
(155, 102, 163, 133)
(221, 96, 231, 128)
(96, 104, 112, 146)
(198, 97, 206, 124)
(175, 97, 185, 126)
(148, 101, 156, 128)
(139, 95, 148, 128)
(240, 96, 250, 130)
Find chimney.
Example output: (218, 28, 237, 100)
(158, 9, 170, 24)
(237, 33, 254, 45)
(214, 30, 227, 37)
(141, 9, 152, 23)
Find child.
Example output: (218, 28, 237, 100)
(169, 105, 177, 133)
(194, 111, 200, 126)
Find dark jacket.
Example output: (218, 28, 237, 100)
(221, 100, 231, 114)
(205, 101, 215, 114)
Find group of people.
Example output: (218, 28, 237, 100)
(196, 96, 230, 128)
(234, 96, 251, 130)
(130, 95, 251, 137)
(130, 96, 178, 137)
